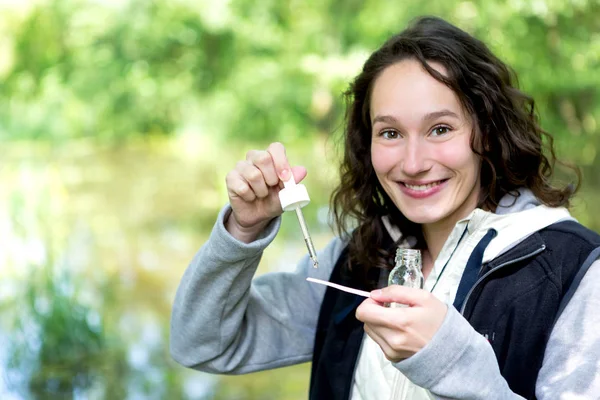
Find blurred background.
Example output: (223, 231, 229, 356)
(0, 0, 599, 399)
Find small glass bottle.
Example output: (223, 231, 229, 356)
(387, 248, 424, 307)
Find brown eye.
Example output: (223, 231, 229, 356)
(382, 130, 399, 139)
(431, 126, 450, 136)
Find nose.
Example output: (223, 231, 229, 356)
(401, 136, 429, 176)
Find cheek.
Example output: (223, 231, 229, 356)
(437, 142, 479, 177)
(459, 149, 481, 181)
(371, 144, 395, 174)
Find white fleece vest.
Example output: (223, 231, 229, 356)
(350, 206, 572, 400)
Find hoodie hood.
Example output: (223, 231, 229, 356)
(474, 188, 574, 262)
(495, 187, 540, 214)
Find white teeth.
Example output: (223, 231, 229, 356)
(404, 181, 441, 191)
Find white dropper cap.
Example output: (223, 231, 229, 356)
(278, 174, 318, 268)
(278, 177, 310, 211)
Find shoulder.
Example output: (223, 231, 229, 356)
(541, 219, 600, 245)
(522, 220, 600, 307)
(537, 220, 600, 269)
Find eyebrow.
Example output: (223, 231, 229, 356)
(372, 109, 460, 126)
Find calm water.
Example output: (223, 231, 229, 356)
(0, 137, 335, 399)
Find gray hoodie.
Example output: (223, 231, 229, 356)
(170, 190, 600, 399)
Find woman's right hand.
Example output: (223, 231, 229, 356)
(224, 142, 307, 243)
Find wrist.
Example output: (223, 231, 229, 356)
(224, 212, 271, 244)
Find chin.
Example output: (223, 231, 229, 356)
(395, 202, 441, 224)
(405, 215, 443, 225)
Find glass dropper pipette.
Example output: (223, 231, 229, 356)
(278, 177, 319, 268)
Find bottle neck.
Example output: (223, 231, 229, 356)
(395, 249, 421, 268)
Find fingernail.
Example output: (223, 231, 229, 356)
(371, 289, 382, 297)
(280, 169, 290, 180)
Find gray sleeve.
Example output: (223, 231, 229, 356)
(393, 306, 524, 399)
(393, 261, 600, 399)
(169, 205, 345, 374)
(536, 259, 600, 398)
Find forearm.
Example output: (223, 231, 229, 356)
(169, 205, 280, 371)
(170, 204, 345, 374)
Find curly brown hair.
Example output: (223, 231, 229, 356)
(330, 16, 579, 286)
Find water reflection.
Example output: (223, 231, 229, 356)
(0, 137, 331, 399)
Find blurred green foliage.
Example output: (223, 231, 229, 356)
(0, 0, 599, 399)
(2, 0, 598, 148)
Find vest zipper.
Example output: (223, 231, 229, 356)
(459, 244, 547, 315)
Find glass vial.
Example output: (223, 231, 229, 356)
(387, 248, 424, 307)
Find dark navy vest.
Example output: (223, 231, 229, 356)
(309, 220, 600, 399)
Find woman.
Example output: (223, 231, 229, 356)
(170, 16, 600, 399)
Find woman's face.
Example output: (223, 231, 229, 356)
(370, 59, 481, 230)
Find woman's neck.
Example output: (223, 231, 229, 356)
(421, 188, 483, 266)
(422, 221, 457, 271)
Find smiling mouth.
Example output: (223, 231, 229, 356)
(402, 179, 448, 191)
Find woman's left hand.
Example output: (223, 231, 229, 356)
(355, 285, 448, 362)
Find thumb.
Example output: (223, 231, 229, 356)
(370, 285, 427, 307)
(291, 165, 307, 184)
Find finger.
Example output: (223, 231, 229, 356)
(363, 323, 390, 351)
(370, 285, 429, 307)
(355, 298, 394, 324)
(277, 165, 309, 190)
(246, 150, 279, 187)
(267, 142, 292, 181)
(358, 300, 419, 334)
(240, 165, 270, 199)
(290, 165, 308, 184)
(363, 323, 407, 362)
(226, 167, 256, 202)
